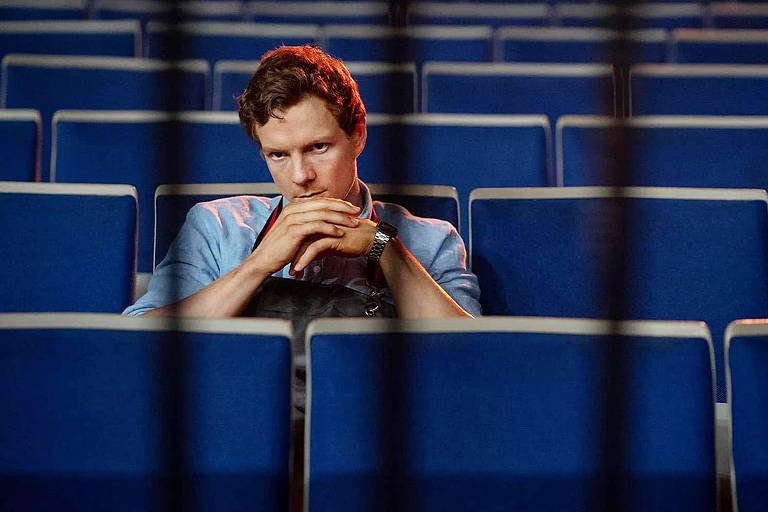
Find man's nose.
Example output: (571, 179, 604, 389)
(290, 155, 316, 185)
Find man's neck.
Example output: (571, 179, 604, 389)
(343, 178, 363, 209)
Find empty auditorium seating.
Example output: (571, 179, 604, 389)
(362, 113, 551, 235)
(0, 0, 86, 21)
(406, 2, 550, 27)
(498, 27, 668, 63)
(145, 21, 319, 62)
(0, 313, 292, 512)
(0, 20, 140, 65)
(711, 2, 768, 29)
(1, 54, 210, 180)
(306, 316, 716, 511)
(153, 182, 459, 266)
(0, 109, 40, 181)
(52, 110, 263, 274)
(556, 115, 768, 187)
(0, 182, 137, 313)
(214, 60, 416, 113)
(555, 3, 704, 30)
(672, 29, 768, 64)
(630, 64, 768, 115)
(725, 319, 768, 512)
(325, 25, 494, 63)
(423, 62, 615, 120)
(244, 1, 391, 24)
(469, 186, 768, 401)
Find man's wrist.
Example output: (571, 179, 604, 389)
(366, 221, 398, 264)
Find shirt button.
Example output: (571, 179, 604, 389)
(312, 265, 321, 274)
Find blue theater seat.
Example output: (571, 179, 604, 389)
(0, 0, 86, 20)
(153, 182, 459, 266)
(423, 62, 615, 120)
(214, 60, 416, 113)
(94, 0, 244, 23)
(52, 110, 263, 275)
(0, 109, 40, 181)
(145, 21, 319, 62)
(0, 314, 292, 512)
(406, 2, 549, 27)
(0, 20, 140, 66)
(244, 1, 391, 24)
(672, 29, 768, 64)
(306, 316, 716, 512)
(325, 25, 494, 63)
(555, 2, 704, 29)
(630, 64, 768, 115)
(725, 319, 768, 512)
(711, 2, 768, 29)
(469, 186, 768, 401)
(1, 54, 209, 180)
(556, 115, 768, 187)
(498, 27, 668, 63)
(0, 182, 137, 313)
(362, 113, 551, 235)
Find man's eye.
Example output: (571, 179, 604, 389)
(312, 143, 328, 152)
(269, 152, 285, 160)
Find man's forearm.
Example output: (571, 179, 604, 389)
(142, 261, 271, 318)
(379, 238, 473, 319)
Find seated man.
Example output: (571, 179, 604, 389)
(123, 45, 480, 322)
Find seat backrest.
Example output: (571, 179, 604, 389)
(423, 62, 615, 120)
(363, 113, 551, 235)
(306, 316, 716, 512)
(153, 182, 460, 266)
(555, 3, 704, 30)
(556, 115, 768, 187)
(0, 182, 137, 313)
(145, 21, 319, 62)
(725, 319, 768, 512)
(499, 27, 668, 63)
(1, 54, 209, 180)
(711, 2, 768, 29)
(52, 110, 263, 274)
(629, 64, 768, 115)
(213, 60, 416, 113)
(244, 1, 391, 24)
(0, 313, 292, 512)
(325, 25, 493, 63)
(406, 2, 548, 27)
(0, 108, 40, 181)
(0, 20, 139, 65)
(469, 186, 768, 401)
(0, 0, 85, 20)
(672, 29, 768, 64)
(94, 0, 244, 23)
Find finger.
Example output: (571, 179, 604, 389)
(292, 237, 338, 272)
(285, 220, 346, 241)
(281, 208, 360, 228)
(284, 197, 361, 215)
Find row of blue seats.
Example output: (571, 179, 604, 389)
(3, 20, 768, 67)
(3, 0, 768, 29)
(6, 109, 768, 266)
(3, 181, 767, 401)
(2, 313, 767, 511)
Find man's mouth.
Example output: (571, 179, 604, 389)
(297, 191, 324, 199)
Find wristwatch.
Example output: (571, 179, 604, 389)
(367, 221, 398, 266)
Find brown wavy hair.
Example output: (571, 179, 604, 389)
(237, 45, 366, 147)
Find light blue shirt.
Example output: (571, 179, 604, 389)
(124, 181, 481, 316)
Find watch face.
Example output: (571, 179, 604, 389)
(378, 221, 398, 238)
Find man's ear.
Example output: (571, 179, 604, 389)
(353, 120, 367, 157)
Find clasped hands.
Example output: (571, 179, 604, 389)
(246, 198, 377, 279)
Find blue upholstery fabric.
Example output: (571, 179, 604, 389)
(0, 315, 291, 512)
(307, 318, 715, 511)
(728, 328, 768, 512)
(0, 184, 137, 313)
(0, 110, 40, 181)
(469, 189, 768, 401)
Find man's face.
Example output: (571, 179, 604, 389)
(255, 95, 366, 205)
